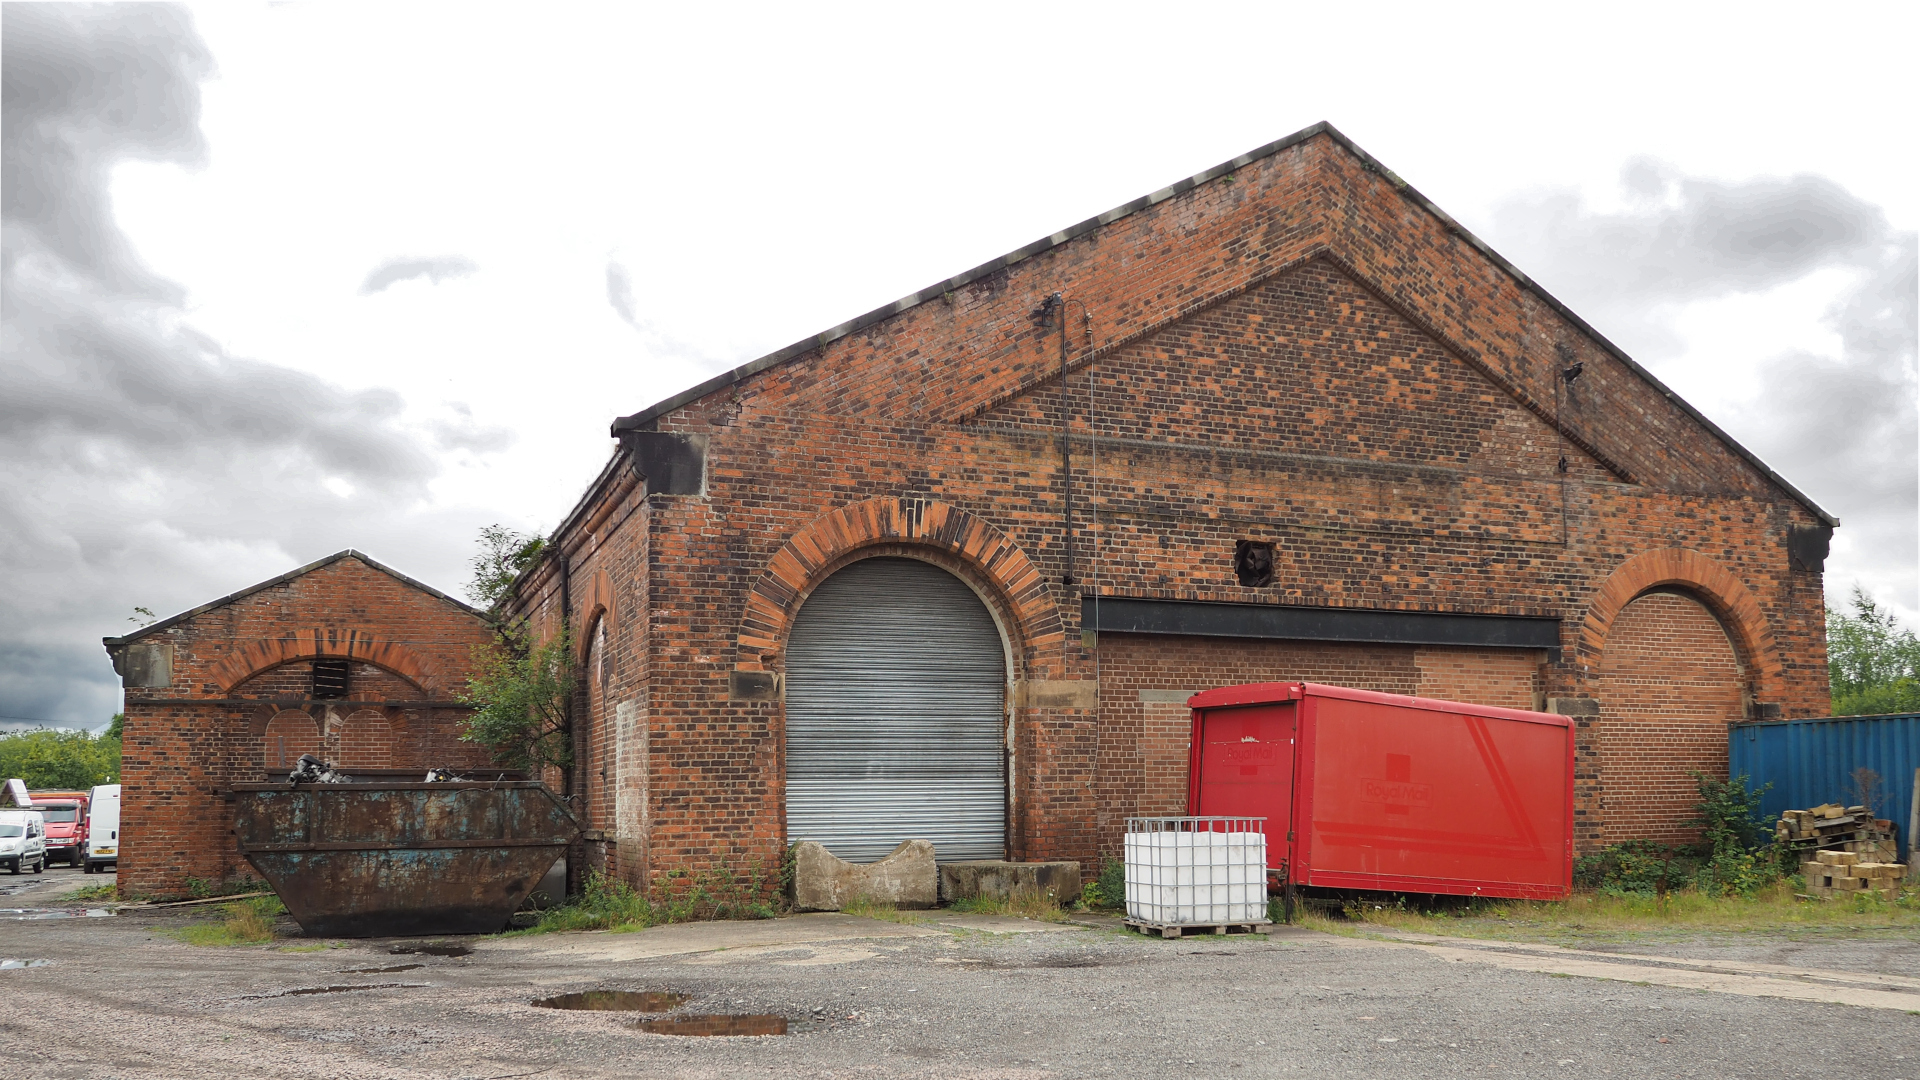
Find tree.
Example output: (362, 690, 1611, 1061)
(1827, 587, 1920, 716)
(0, 721, 121, 789)
(466, 524, 546, 609)
(457, 626, 574, 772)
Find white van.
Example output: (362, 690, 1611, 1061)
(0, 809, 47, 875)
(85, 784, 120, 874)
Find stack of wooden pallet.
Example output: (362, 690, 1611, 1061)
(1778, 804, 1905, 900)
(1801, 850, 1904, 900)
(1775, 804, 1899, 864)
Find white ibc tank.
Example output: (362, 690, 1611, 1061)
(1124, 817, 1268, 925)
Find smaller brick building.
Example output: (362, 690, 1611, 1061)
(104, 551, 496, 896)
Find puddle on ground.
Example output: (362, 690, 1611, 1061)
(634, 1013, 791, 1037)
(247, 983, 426, 998)
(342, 964, 422, 974)
(0, 908, 114, 920)
(534, 990, 688, 1012)
(1, 959, 52, 969)
(389, 943, 471, 957)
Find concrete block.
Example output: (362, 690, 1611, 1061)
(939, 860, 1082, 903)
(790, 839, 936, 912)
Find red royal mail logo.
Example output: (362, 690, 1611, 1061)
(1220, 743, 1276, 765)
(1361, 778, 1434, 807)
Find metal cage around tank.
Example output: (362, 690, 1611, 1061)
(1123, 816, 1269, 926)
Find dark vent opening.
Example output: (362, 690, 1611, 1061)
(311, 659, 351, 699)
(1234, 540, 1275, 587)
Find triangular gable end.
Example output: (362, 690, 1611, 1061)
(608, 122, 1833, 527)
(101, 550, 482, 649)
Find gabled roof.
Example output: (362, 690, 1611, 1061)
(609, 120, 1835, 527)
(101, 549, 483, 647)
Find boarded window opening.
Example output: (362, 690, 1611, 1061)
(311, 659, 351, 699)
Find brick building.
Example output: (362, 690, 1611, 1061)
(510, 122, 1835, 890)
(104, 551, 496, 894)
(109, 123, 1835, 897)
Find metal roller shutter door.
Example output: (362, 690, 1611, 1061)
(785, 557, 1007, 863)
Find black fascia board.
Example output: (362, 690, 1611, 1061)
(1083, 597, 1561, 650)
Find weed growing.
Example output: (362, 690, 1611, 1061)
(1079, 856, 1126, 911)
(171, 895, 286, 946)
(841, 895, 922, 924)
(948, 887, 1071, 922)
(181, 875, 272, 900)
(507, 863, 784, 937)
(64, 882, 118, 902)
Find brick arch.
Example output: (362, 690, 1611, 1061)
(574, 566, 617, 650)
(1578, 547, 1782, 699)
(735, 497, 1064, 675)
(263, 709, 320, 770)
(210, 630, 440, 694)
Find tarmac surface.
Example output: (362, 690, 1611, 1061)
(2, 868, 1918, 1079)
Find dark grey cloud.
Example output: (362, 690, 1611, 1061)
(359, 255, 479, 294)
(606, 260, 639, 327)
(0, 5, 510, 729)
(1484, 162, 1917, 610)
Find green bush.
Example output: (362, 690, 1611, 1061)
(1574, 841, 1704, 896)
(1580, 775, 1786, 898)
(1080, 855, 1126, 910)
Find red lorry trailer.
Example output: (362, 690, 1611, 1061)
(1187, 683, 1573, 901)
(27, 791, 89, 867)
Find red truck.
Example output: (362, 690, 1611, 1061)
(26, 790, 90, 868)
(1187, 682, 1574, 903)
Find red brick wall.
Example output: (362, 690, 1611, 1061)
(1594, 591, 1746, 845)
(116, 556, 493, 896)
(518, 128, 1830, 885)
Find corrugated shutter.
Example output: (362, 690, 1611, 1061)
(786, 557, 1007, 863)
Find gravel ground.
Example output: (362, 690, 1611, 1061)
(2, 877, 1918, 1080)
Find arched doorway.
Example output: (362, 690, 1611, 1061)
(1596, 590, 1746, 844)
(785, 557, 1008, 862)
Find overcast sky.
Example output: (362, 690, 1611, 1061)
(3, 2, 1914, 730)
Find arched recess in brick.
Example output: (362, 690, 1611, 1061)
(578, 612, 612, 840)
(1577, 547, 1782, 702)
(264, 710, 320, 770)
(1593, 590, 1746, 845)
(336, 709, 393, 767)
(211, 631, 440, 695)
(734, 497, 1064, 678)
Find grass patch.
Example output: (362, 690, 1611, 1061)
(63, 882, 118, 902)
(947, 887, 1071, 923)
(842, 895, 923, 924)
(1298, 881, 1920, 944)
(170, 895, 286, 946)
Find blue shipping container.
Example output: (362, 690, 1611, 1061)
(1729, 714, 1920, 861)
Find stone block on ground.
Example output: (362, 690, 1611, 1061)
(938, 860, 1082, 903)
(790, 839, 936, 912)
